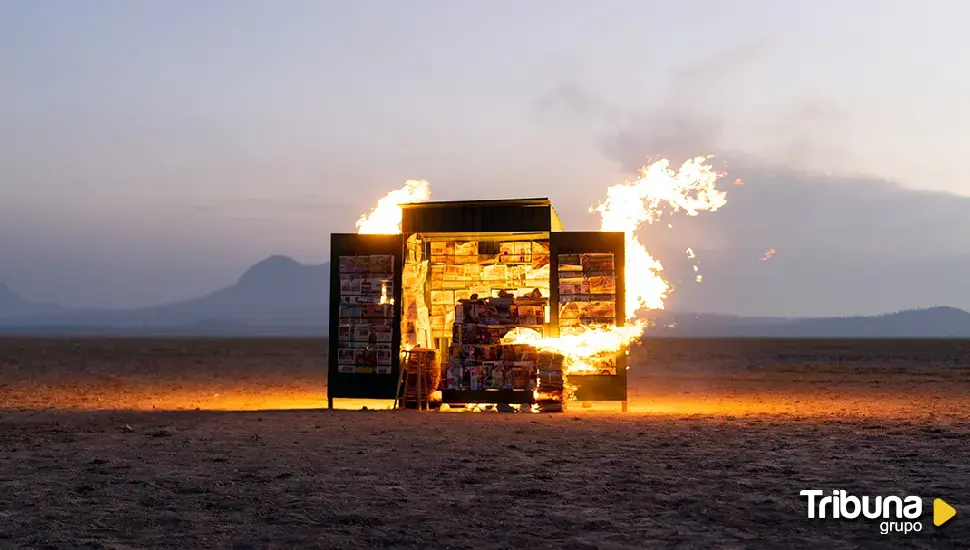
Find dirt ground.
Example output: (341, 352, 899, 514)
(1, 337, 969, 548)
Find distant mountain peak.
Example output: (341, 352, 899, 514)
(0, 281, 20, 298)
(908, 305, 965, 313)
(0, 282, 33, 311)
(887, 305, 970, 320)
(252, 254, 300, 268)
(238, 255, 303, 284)
(265, 254, 299, 264)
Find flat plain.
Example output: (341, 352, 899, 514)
(1, 337, 968, 548)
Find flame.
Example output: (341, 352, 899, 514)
(504, 325, 644, 375)
(686, 247, 702, 282)
(379, 280, 394, 305)
(356, 179, 431, 234)
(591, 156, 727, 315)
(508, 156, 728, 384)
(761, 248, 776, 261)
(355, 158, 729, 401)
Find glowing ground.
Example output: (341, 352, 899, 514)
(1, 338, 968, 547)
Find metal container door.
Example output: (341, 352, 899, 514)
(328, 233, 404, 406)
(550, 231, 628, 404)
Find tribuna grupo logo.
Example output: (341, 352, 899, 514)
(800, 490, 957, 535)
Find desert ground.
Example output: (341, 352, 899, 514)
(1, 337, 968, 548)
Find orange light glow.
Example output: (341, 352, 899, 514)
(357, 157, 730, 399)
(591, 156, 727, 315)
(503, 157, 729, 391)
(379, 280, 394, 305)
(356, 179, 431, 234)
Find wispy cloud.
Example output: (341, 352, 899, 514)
(534, 40, 851, 173)
(190, 196, 358, 216)
(529, 43, 970, 316)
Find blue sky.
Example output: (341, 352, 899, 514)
(1, 1, 968, 313)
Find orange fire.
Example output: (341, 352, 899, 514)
(591, 156, 726, 315)
(761, 248, 776, 261)
(379, 280, 393, 305)
(356, 157, 729, 384)
(506, 157, 727, 381)
(356, 179, 430, 234)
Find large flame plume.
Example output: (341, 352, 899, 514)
(356, 179, 430, 234)
(505, 157, 728, 380)
(591, 156, 727, 316)
(355, 157, 729, 384)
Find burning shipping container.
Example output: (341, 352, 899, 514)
(328, 157, 730, 412)
(328, 198, 628, 411)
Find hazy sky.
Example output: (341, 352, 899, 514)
(2, 1, 968, 314)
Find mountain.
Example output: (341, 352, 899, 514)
(643, 307, 970, 338)
(0, 282, 29, 312)
(0, 282, 62, 318)
(0, 256, 329, 335)
(2, 258, 970, 337)
(134, 255, 329, 327)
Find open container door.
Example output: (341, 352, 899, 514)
(328, 233, 404, 409)
(550, 231, 628, 408)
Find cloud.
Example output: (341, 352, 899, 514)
(768, 98, 851, 169)
(533, 81, 622, 127)
(666, 39, 771, 100)
(190, 196, 358, 216)
(532, 44, 970, 316)
(642, 166, 970, 316)
(535, 41, 768, 169)
(536, 40, 852, 174)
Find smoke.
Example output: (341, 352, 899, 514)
(528, 43, 970, 316)
(534, 41, 850, 174)
(608, 41, 770, 167)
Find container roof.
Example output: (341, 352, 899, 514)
(400, 197, 552, 208)
(400, 197, 563, 233)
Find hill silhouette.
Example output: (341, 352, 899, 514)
(0, 282, 60, 318)
(0, 283, 27, 309)
(1, 258, 969, 337)
(0, 256, 328, 334)
(144, 255, 327, 312)
(644, 306, 970, 338)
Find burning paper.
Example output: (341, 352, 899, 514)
(356, 156, 730, 383)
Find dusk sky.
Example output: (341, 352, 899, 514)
(2, 1, 968, 315)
